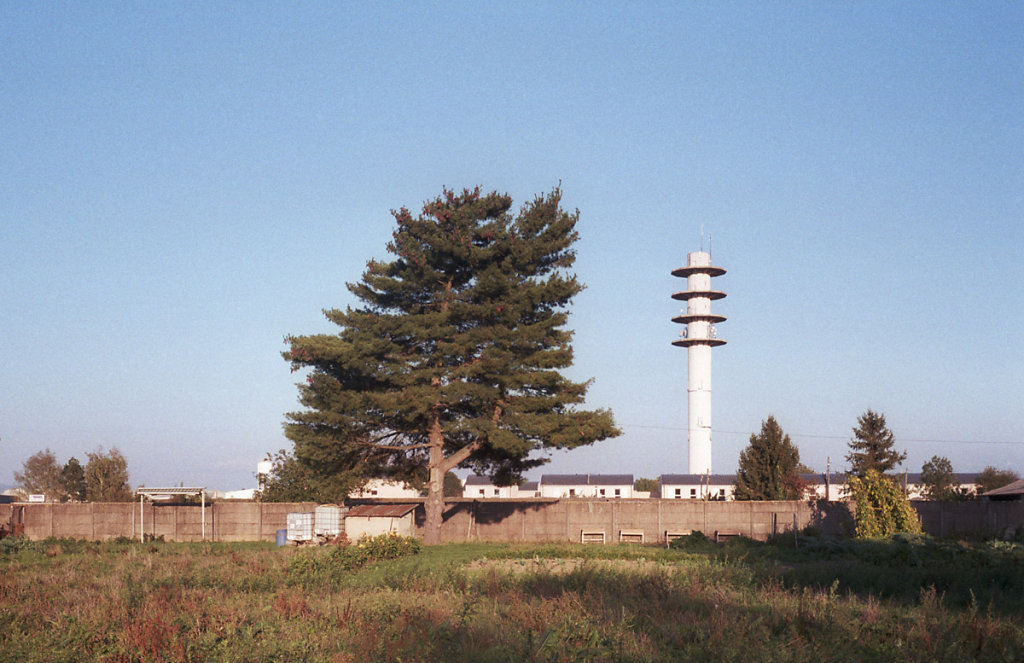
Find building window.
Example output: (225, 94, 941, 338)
(493, 489, 500, 496)
(690, 488, 697, 498)
(614, 489, 621, 498)
(719, 488, 726, 498)
(370, 490, 378, 496)
(479, 489, 485, 496)
(674, 488, 681, 499)
(599, 489, 606, 497)
(569, 489, 576, 497)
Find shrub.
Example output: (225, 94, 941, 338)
(847, 470, 921, 538)
(289, 532, 422, 584)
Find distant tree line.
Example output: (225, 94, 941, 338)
(15, 447, 132, 502)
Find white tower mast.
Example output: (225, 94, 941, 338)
(671, 250, 726, 475)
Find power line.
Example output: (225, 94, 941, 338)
(619, 423, 1020, 446)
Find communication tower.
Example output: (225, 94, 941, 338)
(671, 250, 726, 474)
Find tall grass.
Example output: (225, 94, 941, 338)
(1, 534, 1023, 662)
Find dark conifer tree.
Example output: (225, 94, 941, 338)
(284, 187, 619, 543)
(846, 409, 906, 476)
(61, 457, 87, 502)
(733, 416, 802, 501)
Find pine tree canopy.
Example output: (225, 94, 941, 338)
(733, 415, 802, 501)
(283, 186, 619, 541)
(846, 409, 906, 476)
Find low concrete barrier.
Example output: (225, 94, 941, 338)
(2, 498, 1019, 543)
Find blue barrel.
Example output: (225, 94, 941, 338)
(275, 528, 287, 547)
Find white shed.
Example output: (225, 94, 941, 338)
(345, 504, 418, 540)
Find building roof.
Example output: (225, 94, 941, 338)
(982, 478, 1024, 498)
(659, 474, 737, 485)
(464, 475, 493, 486)
(347, 504, 418, 518)
(520, 481, 539, 491)
(541, 474, 633, 486)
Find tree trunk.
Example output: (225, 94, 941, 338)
(423, 415, 445, 545)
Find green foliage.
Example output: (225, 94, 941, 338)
(256, 449, 349, 503)
(976, 466, 1019, 495)
(4, 539, 1024, 661)
(15, 449, 65, 501)
(284, 186, 619, 540)
(920, 455, 970, 501)
(847, 470, 922, 538)
(83, 447, 132, 502)
(289, 532, 422, 585)
(443, 471, 463, 497)
(733, 415, 803, 500)
(633, 477, 659, 493)
(846, 409, 906, 476)
(60, 457, 86, 502)
(668, 530, 713, 550)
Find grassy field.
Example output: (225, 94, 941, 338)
(2, 533, 1023, 662)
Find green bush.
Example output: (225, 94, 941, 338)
(289, 532, 422, 585)
(847, 470, 921, 537)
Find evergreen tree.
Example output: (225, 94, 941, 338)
(84, 447, 132, 502)
(15, 449, 65, 501)
(846, 409, 906, 476)
(61, 457, 87, 502)
(634, 477, 659, 493)
(284, 187, 619, 543)
(442, 471, 463, 498)
(733, 416, 802, 501)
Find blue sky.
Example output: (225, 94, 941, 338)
(3, 2, 1022, 490)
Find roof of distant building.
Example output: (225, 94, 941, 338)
(659, 474, 737, 485)
(542, 474, 634, 486)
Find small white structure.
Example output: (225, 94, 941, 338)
(286, 511, 314, 543)
(314, 504, 346, 538)
(345, 504, 417, 540)
(136, 486, 207, 542)
(671, 249, 726, 475)
(659, 474, 735, 500)
(348, 479, 421, 499)
(539, 474, 634, 499)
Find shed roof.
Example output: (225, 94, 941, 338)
(347, 504, 418, 518)
(982, 478, 1024, 498)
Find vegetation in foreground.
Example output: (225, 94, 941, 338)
(2, 532, 1023, 662)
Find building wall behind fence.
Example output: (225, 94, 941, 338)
(3, 499, 1021, 543)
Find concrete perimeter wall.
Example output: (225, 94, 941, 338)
(912, 500, 1024, 539)
(0, 502, 317, 542)
(426, 498, 854, 544)
(3, 499, 1020, 543)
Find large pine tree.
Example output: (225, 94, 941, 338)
(846, 409, 906, 476)
(733, 416, 802, 501)
(284, 187, 619, 543)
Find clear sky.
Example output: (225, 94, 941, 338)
(3, 2, 1022, 491)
